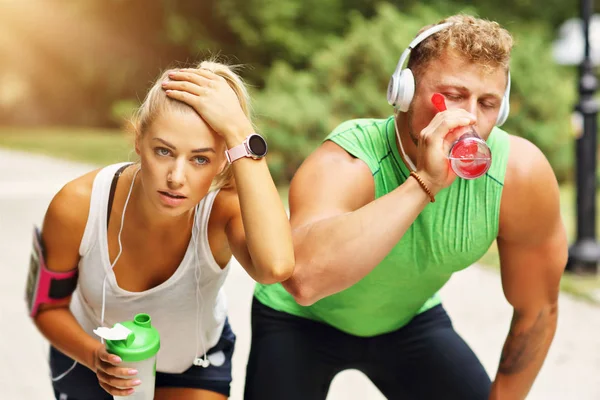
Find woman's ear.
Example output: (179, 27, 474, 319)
(218, 141, 228, 173)
(218, 159, 227, 174)
(134, 132, 142, 156)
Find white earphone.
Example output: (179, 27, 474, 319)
(193, 357, 211, 368)
(386, 22, 511, 126)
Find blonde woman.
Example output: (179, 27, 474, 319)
(31, 60, 294, 399)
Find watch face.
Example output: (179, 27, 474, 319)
(248, 134, 268, 157)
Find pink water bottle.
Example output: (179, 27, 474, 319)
(431, 93, 492, 179)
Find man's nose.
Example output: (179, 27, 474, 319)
(464, 97, 478, 116)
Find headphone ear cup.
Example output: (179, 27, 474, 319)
(387, 74, 400, 107)
(395, 69, 415, 112)
(496, 96, 509, 126)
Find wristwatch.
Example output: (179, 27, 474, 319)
(225, 133, 268, 163)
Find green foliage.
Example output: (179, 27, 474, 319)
(253, 4, 438, 182)
(6, 0, 587, 186)
(110, 99, 139, 127)
(218, 0, 376, 66)
(254, 3, 578, 183)
(467, 0, 577, 29)
(159, 0, 381, 84)
(502, 23, 577, 181)
(252, 62, 332, 179)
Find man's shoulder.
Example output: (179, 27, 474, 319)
(327, 117, 392, 141)
(505, 134, 550, 182)
(499, 134, 561, 239)
(324, 117, 394, 171)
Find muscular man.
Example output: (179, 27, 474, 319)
(245, 14, 567, 400)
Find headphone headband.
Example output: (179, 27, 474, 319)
(387, 21, 511, 125)
(392, 23, 454, 78)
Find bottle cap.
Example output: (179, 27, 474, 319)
(103, 313, 160, 362)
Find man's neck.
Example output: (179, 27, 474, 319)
(394, 113, 418, 171)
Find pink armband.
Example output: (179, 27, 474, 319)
(25, 227, 78, 317)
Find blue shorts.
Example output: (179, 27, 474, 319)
(51, 319, 236, 400)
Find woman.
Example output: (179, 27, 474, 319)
(31, 60, 294, 399)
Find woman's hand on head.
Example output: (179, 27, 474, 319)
(162, 68, 253, 142)
(93, 343, 141, 396)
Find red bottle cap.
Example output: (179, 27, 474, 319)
(431, 93, 447, 112)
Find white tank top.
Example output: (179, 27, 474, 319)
(70, 163, 231, 373)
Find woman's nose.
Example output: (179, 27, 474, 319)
(168, 160, 186, 187)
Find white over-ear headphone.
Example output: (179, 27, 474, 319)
(386, 22, 511, 126)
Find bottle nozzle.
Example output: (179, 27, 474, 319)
(431, 93, 447, 112)
(134, 313, 152, 328)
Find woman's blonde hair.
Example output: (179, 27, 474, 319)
(408, 14, 514, 80)
(130, 59, 252, 191)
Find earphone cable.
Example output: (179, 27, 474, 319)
(51, 165, 139, 382)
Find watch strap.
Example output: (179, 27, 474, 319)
(225, 142, 249, 163)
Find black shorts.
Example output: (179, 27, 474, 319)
(244, 298, 491, 400)
(51, 319, 235, 400)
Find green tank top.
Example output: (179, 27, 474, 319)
(255, 116, 510, 337)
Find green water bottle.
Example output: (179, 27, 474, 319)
(105, 313, 160, 400)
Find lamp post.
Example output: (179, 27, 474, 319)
(567, 0, 600, 274)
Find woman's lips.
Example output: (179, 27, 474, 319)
(158, 190, 187, 206)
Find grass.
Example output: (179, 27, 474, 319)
(1, 126, 599, 303)
(0, 126, 134, 166)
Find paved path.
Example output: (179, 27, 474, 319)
(2, 148, 599, 399)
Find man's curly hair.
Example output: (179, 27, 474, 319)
(407, 14, 514, 80)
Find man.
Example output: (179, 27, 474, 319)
(245, 14, 567, 400)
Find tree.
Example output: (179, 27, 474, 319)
(253, 3, 576, 183)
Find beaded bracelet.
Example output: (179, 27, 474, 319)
(409, 171, 436, 203)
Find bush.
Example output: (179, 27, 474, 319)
(254, 3, 578, 184)
(505, 22, 576, 182)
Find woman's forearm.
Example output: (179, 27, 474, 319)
(34, 308, 101, 371)
(229, 157, 294, 278)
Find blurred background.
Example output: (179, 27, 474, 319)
(0, 0, 587, 183)
(1, 0, 600, 398)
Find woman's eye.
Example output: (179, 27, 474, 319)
(192, 156, 209, 165)
(155, 147, 171, 157)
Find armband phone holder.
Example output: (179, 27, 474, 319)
(25, 227, 78, 317)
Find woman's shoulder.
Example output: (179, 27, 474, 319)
(48, 168, 102, 220)
(42, 167, 103, 271)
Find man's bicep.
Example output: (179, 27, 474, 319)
(289, 140, 375, 230)
(498, 226, 566, 310)
(498, 137, 567, 309)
